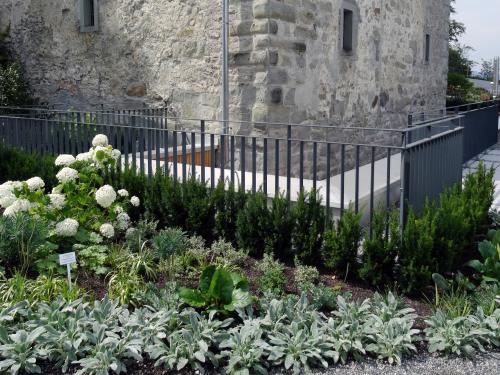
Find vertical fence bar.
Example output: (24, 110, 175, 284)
(326, 143, 331, 221)
(286, 125, 291, 201)
(164, 129, 169, 175)
(263, 138, 268, 195)
(210, 134, 215, 189)
(230, 134, 235, 187)
(155, 127, 161, 172)
(275, 139, 279, 196)
(173, 131, 178, 182)
(252, 137, 257, 193)
(369, 147, 375, 237)
(241, 137, 246, 192)
(355, 145, 360, 213)
(147, 128, 153, 177)
(386, 148, 391, 210)
(191, 131, 196, 179)
(200, 121, 206, 183)
(181, 132, 187, 182)
(313, 142, 317, 191)
(340, 144, 345, 216)
(139, 126, 145, 175)
(299, 141, 304, 190)
(220, 134, 225, 183)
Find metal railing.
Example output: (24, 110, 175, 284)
(409, 100, 499, 162)
(0, 110, 469, 233)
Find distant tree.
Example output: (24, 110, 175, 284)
(480, 59, 494, 81)
(448, 44, 474, 76)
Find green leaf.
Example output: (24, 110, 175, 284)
(465, 259, 483, 272)
(432, 273, 449, 290)
(199, 265, 217, 294)
(225, 288, 253, 311)
(478, 241, 496, 260)
(231, 272, 250, 291)
(179, 288, 206, 307)
(208, 268, 233, 305)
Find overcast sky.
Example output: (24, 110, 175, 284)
(453, 0, 500, 68)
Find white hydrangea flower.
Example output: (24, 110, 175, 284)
(111, 149, 121, 161)
(92, 134, 109, 147)
(55, 154, 76, 167)
(117, 189, 129, 198)
(0, 182, 14, 197)
(76, 152, 92, 162)
(0, 193, 16, 208)
(56, 167, 79, 184)
(3, 199, 32, 217)
(55, 218, 79, 237)
(25, 177, 45, 192)
(100, 223, 115, 238)
(48, 193, 66, 210)
(130, 196, 140, 207)
(116, 212, 131, 230)
(95, 185, 117, 208)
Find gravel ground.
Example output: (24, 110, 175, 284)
(274, 351, 500, 375)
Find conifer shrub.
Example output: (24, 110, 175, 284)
(266, 193, 295, 262)
(212, 181, 247, 244)
(323, 207, 362, 279)
(292, 189, 325, 265)
(236, 192, 270, 258)
(359, 207, 400, 288)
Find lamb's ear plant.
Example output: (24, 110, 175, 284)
(0, 326, 46, 375)
(218, 321, 270, 375)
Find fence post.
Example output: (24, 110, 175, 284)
(399, 131, 408, 235)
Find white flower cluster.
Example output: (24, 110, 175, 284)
(100, 223, 115, 238)
(55, 154, 76, 167)
(117, 189, 129, 198)
(56, 167, 79, 184)
(3, 199, 33, 217)
(116, 212, 131, 230)
(76, 152, 92, 162)
(55, 218, 79, 237)
(95, 185, 117, 208)
(25, 177, 45, 192)
(48, 193, 66, 210)
(92, 134, 109, 147)
(0, 182, 16, 208)
(130, 196, 140, 207)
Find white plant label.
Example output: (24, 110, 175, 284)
(59, 252, 76, 265)
(59, 252, 77, 290)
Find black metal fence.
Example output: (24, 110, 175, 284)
(0, 106, 474, 234)
(410, 100, 499, 163)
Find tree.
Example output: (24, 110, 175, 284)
(480, 59, 494, 81)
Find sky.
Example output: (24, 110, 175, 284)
(453, 0, 500, 69)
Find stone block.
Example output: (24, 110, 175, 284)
(253, 0, 296, 23)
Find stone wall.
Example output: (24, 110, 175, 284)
(1, 0, 450, 174)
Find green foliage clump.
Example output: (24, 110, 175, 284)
(292, 189, 325, 265)
(179, 265, 253, 313)
(0, 145, 57, 190)
(265, 194, 294, 261)
(151, 227, 188, 260)
(359, 208, 399, 287)
(466, 235, 500, 284)
(398, 207, 434, 295)
(0, 213, 49, 275)
(323, 208, 362, 279)
(294, 261, 320, 285)
(212, 182, 246, 244)
(256, 254, 287, 295)
(73, 244, 109, 276)
(236, 192, 270, 258)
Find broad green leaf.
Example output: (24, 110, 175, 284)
(200, 265, 217, 294)
(208, 268, 233, 305)
(179, 288, 206, 307)
(478, 241, 496, 260)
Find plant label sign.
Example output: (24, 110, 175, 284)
(59, 252, 76, 266)
(59, 252, 76, 290)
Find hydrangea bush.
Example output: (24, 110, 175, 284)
(0, 135, 140, 249)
